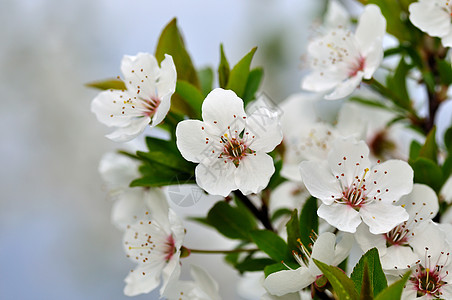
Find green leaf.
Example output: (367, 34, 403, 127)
(85, 78, 126, 90)
(409, 140, 422, 161)
(360, 261, 373, 300)
(386, 57, 411, 110)
(198, 67, 214, 97)
(418, 126, 438, 163)
(207, 201, 257, 240)
(263, 261, 299, 277)
(175, 80, 204, 118)
(349, 97, 392, 111)
(250, 230, 291, 262)
(445, 127, 452, 151)
(313, 259, 359, 300)
(242, 67, 264, 105)
(350, 248, 387, 297)
(226, 47, 257, 98)
(235, 257, 275, 273)
(155, 18, 199, 116)
(299, 197, 318, 247)
(130, 170, 194, 187)
(443, 154, 452, 180)
(218, 44, 230, 88)
(410, 157, 443, 192)
(267, 160, 287, 190)
(437, 59, 452, 85)
(286, 209, 301, 253)
(271, 208, 293, 222)
(374, 271, 411, 300)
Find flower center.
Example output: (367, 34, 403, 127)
(163, 234, 176, 262)
(142, 96, 161, 117)
(348, 56, 365, 77)
(337, 168, 369, 209)
(219, 132, 254, 167)
(384, 224, 409, 246)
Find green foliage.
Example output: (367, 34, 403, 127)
(409, 140, 422, 161)
(386, 57, 412, 111)
(350, 248, 388, 297)
(286, 209, 301, 253)
(267, 160, 286, 190)
(218, 44, 230, 88)
(445, 127, 452, 151)
(207, 201, 257, 240)
(374, 271, 411, 300)
(437, 59, 452, 85)
(418, 127, 438, 163)
(313, 259, 359, 300)
(271, 208, 293, 222)
(85, 78, 126, 90)
(410, 157, 443, 192)
(235, 257, 275, 273)
(225, 47, 257, 98)
(242, 67, 264, 105)
(197, 67, 214, 97)
(359, 262, 373, 300)
(175, 80, 204, 118)
(299, 197, 318, 247)
(250, 229, 292, 262)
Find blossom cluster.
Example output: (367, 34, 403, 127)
(88, 0, 452, 299)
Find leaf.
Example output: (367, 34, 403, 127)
(207, 201, 257, 240)
(242, 67, 264, 105)
(418, 126, 438, 163)
(267, 160, 287, 190)
(271, 208, 292, 222)
(175, 80, 204, 118)
(299, 197, 318, 247)
(437, 59, 452, 85)
(444, 126, 452, 151)
(130, 171, 194, 187)
(386, 57, 411, 110)
(374, 271, 411, 300)
(443, 154, 452, 180)
(250, 230, 292, 262)
(350, 248, 387, 297)
(349, 97, 392, 111)
(235, 257, 275, 273)
(155, 18, 199, 116)
(218, 44, 230, 88)
(286, 209, 301, 253)
(410, 157, 443, 192)
(198, 67, 214, 97)
(226, 47, 257, 98)
(360, 261, 373, 300)
(409, 140, 422, 161)
(313, 259, 359, 300)
(85, 78, 126, 90)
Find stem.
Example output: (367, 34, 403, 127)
(233, 190, 274, 231)
(188, 248, 258, 254)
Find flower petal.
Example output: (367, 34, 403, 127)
(176, 120, 218, 163)
(324, 0, 350, 29)
(301, 71, 342, 93)
(112, 189, 148, 230)
(299, 160, 342, 205)
(155, 54, 177, 97)
(317, 203, 362, 233)
(235, 152, 275, 195)
(143, 188, 170, 229)
(360, 202, 408, 234)
(124, 263, 164, 296)
(396, 183, 438, 223)
(380, 245, 417, 271)
(332, 233, 354, 266)
(324, 72, 364, 100)
(121, 52, 159, 97)
(201, 88, 246, 135)
(190, 264, 221, 300)
(264, 268, 315, 296)
(195, 160, 237, 197)
(105, 116, 150, 142)
(355, 5, 386, 56)
(355, 223, 387, 256)
(91, 90, 134, 127)
(151, 93, 171, 127)
(409, 2, 451, 37)
(245, 107, 283, 152)
(160, 252, 181, 295)
(309, 232, 336, 276)
(99, 152, 140, 192)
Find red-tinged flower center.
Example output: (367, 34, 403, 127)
(142, 96, 161, 117)
(348, 56, 365, 77)
(164, 235, 176, 262)
(384, 224, 409, 246)
(219, 133, 255, 167)
(410, 248, 450, 298)
(336, 168, 369, 209)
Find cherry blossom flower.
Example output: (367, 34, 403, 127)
(355, 184, 439, 271)
(263, 232, 353, 296)
(402, 221, 452, 299)
(300, 138, 413, 234)
(176, 88, 283, 197)
(122, 192, 185, 296)
(409, 0, 452, 47)
(301, 5, 386, 100)
(91, 53, 176, 142)
(164, 265, 221, 300)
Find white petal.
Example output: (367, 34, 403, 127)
(380, 245, 417, 271)
(324, 0, 350, 29)
(299, 161, 342, 205)
(236, 152, 275, 195)
(365, 160, 413, 204)
(441, 176, 452, 204)
(411, 221, 449, 259)
(176, 120, 218, 163)
(121, 52, 159, 97)
(195, 161, 237, 197)
(360, 202, 408, 234)
(201, 88, 246, 135)
(112, 189, 147, 230)
(190, 264, 221, 300)
(151, 93, 171, 127)
(105, 117, 150, 142)
(168, 209, 185, 249)
(301, 71, 342, 93)
(324, 72, 364, 100)
(246, 107, 283, 152)
(261, 292, 302, 300)
(362, 41, 383, 79)
(332, 233, 354, 266)
(317, 203, 362, 233)
(124, 263, 164, 296)
(409, 2, 451, 37)
(327, 138, 371, 188)
(396, 184, 438, 223)
(160, 252, 181, 295)
(91, 90, 134, 127)
(309, 232, 337, 276)
(98, 152, 139, 192)
(164, 281, 196, 299)
(441, 29, 452, 47)
(264, 268, 315, 296)
(143, 188, 170, 229)
(355, 5, 386, 56)
(354, 223, 387, 256)
(155, 54, 177, 97)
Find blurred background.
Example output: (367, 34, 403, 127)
(0, 0, 324, 299)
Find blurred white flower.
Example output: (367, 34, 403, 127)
(441, 176, 452, 204)
(409, 0, 452, 47)
(91, 53, 176, 142)
(123, 192, 185, 296)
(164, 265, 221, 300)
(300, 138, 412, 234)
(263, 232, 353, 296)
(301, 5, 386, 100)
(355, 184, 439, 271)
(176, 88, 283, 196)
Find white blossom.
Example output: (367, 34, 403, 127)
(300, 138, 413, 234)
(301, 5, 386, 100)
(409, 0, 452, 47)
(176, 88, 283, 197)
(91, 53, 176, 142)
